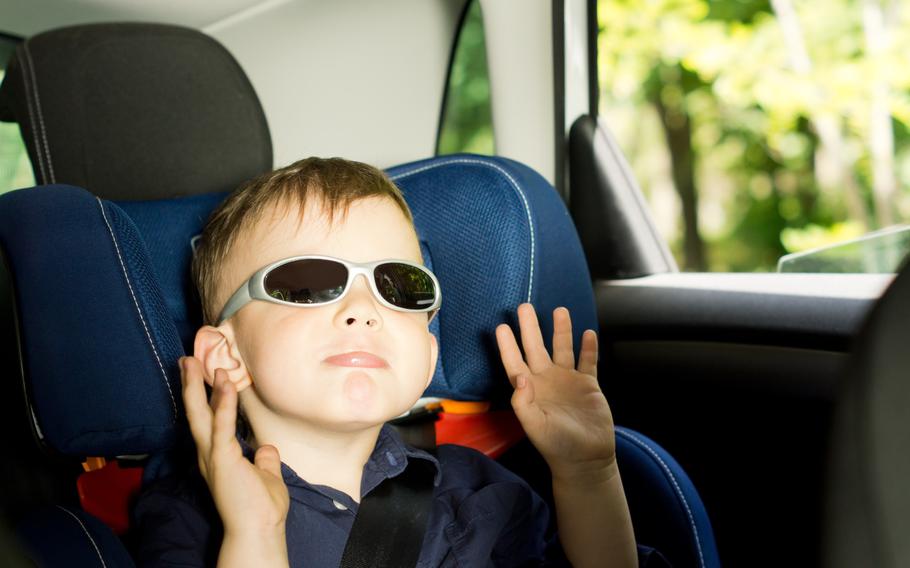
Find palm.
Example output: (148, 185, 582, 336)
(496, 304, 616, 472)
(522, 369, 615, 465)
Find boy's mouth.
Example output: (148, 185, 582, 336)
(323, 351, 389, 368)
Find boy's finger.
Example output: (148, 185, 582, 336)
(517, 303, 552, 372)
(210, 369, 238, 455)
(510, 375, 544, 433)
(551, 307, 575, 369)
(577, 329, 598, 378)
(495, 324, 531, 386)
(180, 356, 213, 452)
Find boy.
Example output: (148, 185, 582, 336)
(135, 157, 639, 567)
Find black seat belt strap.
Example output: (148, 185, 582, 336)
(339, 457, 436, 568)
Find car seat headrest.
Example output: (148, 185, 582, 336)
(0, 23, 271, 200)
(391, 156, 598, 402)
(0, 155, 596, 459)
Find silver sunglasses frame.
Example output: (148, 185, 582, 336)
(217, 254, 442, 325)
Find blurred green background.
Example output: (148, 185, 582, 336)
(598, 0, 910, 271)
(0, 69, 35, 196)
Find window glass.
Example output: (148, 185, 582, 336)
(597, 0, 910, 272)
(437, 0, 494, 156)
(778, 225, 910, 272)
(0, 38, 34, 195)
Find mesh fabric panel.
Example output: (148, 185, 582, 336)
(390, 155, 596, 402)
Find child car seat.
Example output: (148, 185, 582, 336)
(0, 23, 719, 568)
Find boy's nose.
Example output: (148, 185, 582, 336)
(336, 275, 382, 329)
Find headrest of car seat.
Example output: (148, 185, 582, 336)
(824, 263, 910, 568)
(0, 23, 271, 200)
(391, 156, 597, 402)
(0, 154, 595, 458)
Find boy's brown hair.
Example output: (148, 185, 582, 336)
(193, 157, 413, 325)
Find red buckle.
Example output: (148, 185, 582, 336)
(435, 409, 526, 459)
(77, 459, 143, 534)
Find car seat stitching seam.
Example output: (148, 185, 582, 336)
(97, 198, 178, 421)
(22, 44, 56, 184)
(615, 428, 705, 568)
(391, 158, 535, 303)
(55, 506, 108, 568)
(17, 45, 48, 183)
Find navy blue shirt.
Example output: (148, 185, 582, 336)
(134, 425, 568, 567)
(134, 425, 668, 567)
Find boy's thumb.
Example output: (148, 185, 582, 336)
(254, 445, 282, 477)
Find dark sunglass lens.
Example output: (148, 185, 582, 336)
(264, 259, 347, 304)
(374, 263, 437, 310)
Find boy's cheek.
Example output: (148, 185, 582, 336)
(427, 334, 439, 380)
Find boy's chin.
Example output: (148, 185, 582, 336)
(334, 371, 413, 423)
(323, 406, 403, 433)
(342, 370, 376, 405)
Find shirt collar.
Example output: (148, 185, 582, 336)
(362, 423, 441, 493)
(237, 423, 441, 499)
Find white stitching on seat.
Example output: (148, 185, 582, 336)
(616, 428, 706, 568)
(17, 46, 48, 183)
(22, 44, 56, 184)
(97, 198, 178, 420)
(55, 506, 108, 568)
(391, 158, 535, 303)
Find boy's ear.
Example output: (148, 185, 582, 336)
(193, 325, 253, 392)
(425, 333, 438, 390)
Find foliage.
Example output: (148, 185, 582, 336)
(0, 70, 35, 195)
(598, 0, 910, 271)
(438, 1, 494, 156)
(780, 220, 865, 254)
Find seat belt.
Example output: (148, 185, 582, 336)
(339, 456, 436, 568)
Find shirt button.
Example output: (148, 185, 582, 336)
(332, 500, 348, 511)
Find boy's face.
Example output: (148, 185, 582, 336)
(218, 196, 438, 431)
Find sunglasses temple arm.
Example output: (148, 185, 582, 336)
(217, 280, 254, 326)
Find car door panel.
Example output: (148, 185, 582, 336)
(597, 274, 885, 567)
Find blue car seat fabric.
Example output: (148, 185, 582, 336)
(16, 505, 135, 568)
(390, 155, 598, 401)
(0, 154, 720, 567)
(0, 186, 184, 457)
(616, 427, 720, 568)
(116, 194, 228, 351)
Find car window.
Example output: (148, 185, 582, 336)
(0, 35, 34, 196)
(596, 0, 910, 273)
(437, 0, 494, 156)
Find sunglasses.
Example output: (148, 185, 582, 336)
(217, 255, 442, 325)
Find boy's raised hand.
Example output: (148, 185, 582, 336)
(495, 304, 616, 482)
(180, 356, 290, 552)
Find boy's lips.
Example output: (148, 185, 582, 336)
(323, 351, 389, 368)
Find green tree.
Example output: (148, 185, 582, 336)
(598, 0, 910, 271)
(438, 1, 494, 156)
